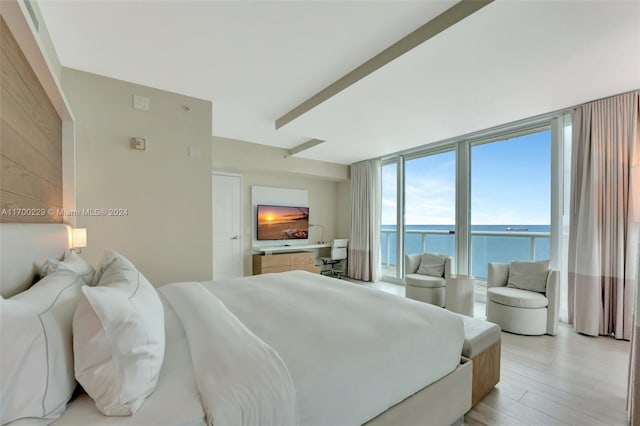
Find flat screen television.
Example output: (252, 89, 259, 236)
(256, 205, 309, 241)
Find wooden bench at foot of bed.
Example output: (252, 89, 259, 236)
(459, 315, 501, 406)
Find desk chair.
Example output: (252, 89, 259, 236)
(321, 239, 348, 278)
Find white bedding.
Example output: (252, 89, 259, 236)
(49, 270, 463, 426)
(161, 282, 297, 426)
(203, 271, 464, 425)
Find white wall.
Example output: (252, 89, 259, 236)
(212, 136, 349, 181)
(212, 136, 350, 275)
(62, 68, 213, 285)
(336, 180, 351, 239)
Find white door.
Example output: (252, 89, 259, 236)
(212, 173, 242, 279)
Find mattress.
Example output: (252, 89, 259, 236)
(49, 271, 463, 426)
(203, 271, 464, 425)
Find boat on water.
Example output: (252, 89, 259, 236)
(505, 226, 529, 231)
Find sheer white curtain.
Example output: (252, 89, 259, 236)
(348, 159, 381, 282)
(568, 91, 639, 340)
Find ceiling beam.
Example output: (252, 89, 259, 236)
(275, 0, 494, 130)
(286, 138, 325, 157)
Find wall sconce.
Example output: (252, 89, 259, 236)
(72, 228, 87, 253)
(309, 224, 325, 244)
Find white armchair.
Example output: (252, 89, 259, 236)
(404, 253, 452, 307)
(486, 262, 559, 336)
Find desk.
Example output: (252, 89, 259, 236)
(253, 242, 332, 255)
(252, 242, 332, 275)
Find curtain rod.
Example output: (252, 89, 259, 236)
(566, 89, 639, 111)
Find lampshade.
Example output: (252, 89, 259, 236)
(72, 228, 87, 249)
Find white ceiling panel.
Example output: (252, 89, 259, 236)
(37, 0, 640, 165)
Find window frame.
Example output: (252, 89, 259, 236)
(380, 118, 564, 284)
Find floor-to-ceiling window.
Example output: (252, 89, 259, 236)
(380, 120, 562, 287)
(469, 129, 551, 279)
(404, 150, 456, 261)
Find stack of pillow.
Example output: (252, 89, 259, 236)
(0, 250, 165, 424)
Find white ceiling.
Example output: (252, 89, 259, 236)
(38, 0, 640, 165)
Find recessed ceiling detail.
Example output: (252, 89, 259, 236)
(38, 1, 640, 165)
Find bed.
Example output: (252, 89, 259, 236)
(0, 223, 472, 426)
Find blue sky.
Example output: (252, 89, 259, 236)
(382, 130, 551, 225)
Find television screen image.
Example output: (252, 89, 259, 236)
(257, 205, 309, 241)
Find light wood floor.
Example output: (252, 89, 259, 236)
(363, 280, 631, 425)
(465, 324, 629, 426)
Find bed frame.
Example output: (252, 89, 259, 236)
(0, 223, 472, 426)
(366, 357, 471, 426)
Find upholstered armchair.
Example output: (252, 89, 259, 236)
(404, 253, 452, 307)
(486, 261, 559, 336)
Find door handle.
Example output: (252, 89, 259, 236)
(230, 236, 239, 240)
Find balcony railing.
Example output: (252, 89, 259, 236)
(381, 229, 450, 267)
(381, 228, 550, 279)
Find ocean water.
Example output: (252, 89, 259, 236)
(381, 224, 551, 279)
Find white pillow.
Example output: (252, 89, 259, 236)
(41, 250, 95, 285)
(73, 252, 165, 416)
(0, 271, 83, 424)
(92, 248, 136, 284)
(416, 253, 447, 277)
(507, 260, 550, 293)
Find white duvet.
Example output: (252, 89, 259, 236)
(160, 282, 297, 426)
(50, 271, 463, 426)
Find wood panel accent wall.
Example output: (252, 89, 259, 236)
(0, 16, 62, 223)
